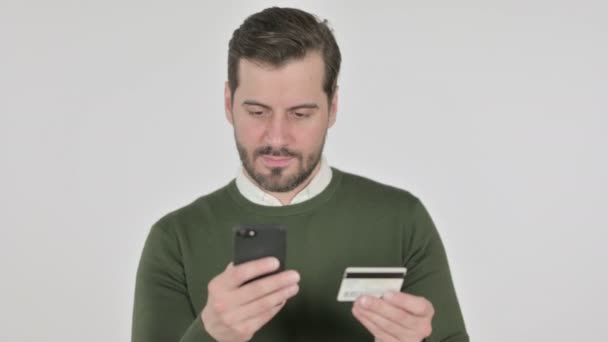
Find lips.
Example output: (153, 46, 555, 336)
(261, 156, 293, 168)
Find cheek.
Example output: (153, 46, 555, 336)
(235, 122, 264, 145)
(293, 124, 327, 150)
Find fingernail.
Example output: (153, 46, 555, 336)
(289, 284, 299, 295)
(360, 296, 370, 308)
(383, 291, 396, 300)
(269, 257, 280, 269)
(289, 271, 300, 282)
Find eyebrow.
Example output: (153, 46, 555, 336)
(242, 100, 319, 111)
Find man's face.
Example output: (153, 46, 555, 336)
(224, 51, 338, 193)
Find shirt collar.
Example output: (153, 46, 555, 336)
(235, 156, 333, 206)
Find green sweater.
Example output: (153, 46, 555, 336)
(132, 168, 468, 342)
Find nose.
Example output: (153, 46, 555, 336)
(263, 114, 291, 147)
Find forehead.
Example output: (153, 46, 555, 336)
(236, 52, 326, 105)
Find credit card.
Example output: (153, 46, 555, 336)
(336, 267, 407, 302)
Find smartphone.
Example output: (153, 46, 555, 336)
(232, 224, 286, 285)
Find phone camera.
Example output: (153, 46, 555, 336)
(237, 229, 256, 238)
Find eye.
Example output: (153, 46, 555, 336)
(249, 111, 264, 116)
(293, 112, 310, 118)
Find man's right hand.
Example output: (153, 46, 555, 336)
(201, 257, 300, 342)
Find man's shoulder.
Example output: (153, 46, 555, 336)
(334, 168, 421, 207)
(152, 180, 234, 229)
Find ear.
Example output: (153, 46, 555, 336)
(224, 81, 234, 125)
(328, 85, 338, 128)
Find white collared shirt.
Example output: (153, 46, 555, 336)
(235, 156, 333, 206)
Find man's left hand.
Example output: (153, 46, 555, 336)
(352, 291, 434, 342)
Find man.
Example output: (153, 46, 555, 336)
(132, 7, 468, 342)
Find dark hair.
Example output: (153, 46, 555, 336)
(227, 7, 341, 106)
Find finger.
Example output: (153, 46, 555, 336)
(234, 269, 300, 306)
(223, 257, 281, 288)
(223, 284, 299, 324)
(352, 306, 399, 342)
(355, 295, 418, 330)
(355, 305, 411, 340)
(382, 291, 434, 317)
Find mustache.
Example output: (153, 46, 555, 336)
(254, 146, 301, 158)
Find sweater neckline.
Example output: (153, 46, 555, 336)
(226, 167, 343, 217)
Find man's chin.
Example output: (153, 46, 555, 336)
(256, 173, 291, 190)
(249, 168, 297, 192)
(245, 156, 317, 193)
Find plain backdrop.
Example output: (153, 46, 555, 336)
(1, 0, 607, 341)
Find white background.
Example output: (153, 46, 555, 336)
(1, 0, 606, 341)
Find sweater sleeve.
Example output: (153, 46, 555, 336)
(131, 219, 216, 342)
(402, 199, 469, 342)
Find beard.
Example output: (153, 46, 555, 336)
(236, 133, 326, 193)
